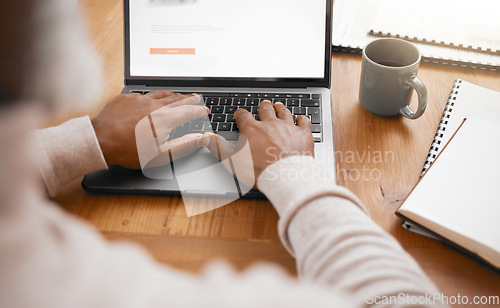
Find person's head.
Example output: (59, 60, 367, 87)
(0, 0, 102, 115)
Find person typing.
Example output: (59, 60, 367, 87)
(0, 1, 445, 307)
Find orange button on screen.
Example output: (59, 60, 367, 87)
(150, 48, 196, 55)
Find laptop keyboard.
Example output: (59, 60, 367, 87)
(130, 91, 322, 142)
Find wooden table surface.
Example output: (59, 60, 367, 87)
(54, 0, 500, 304)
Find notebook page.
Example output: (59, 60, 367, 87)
(408, 43, 500, 68)
(370, 0, 500, 53)
(431, 80, 500, 162)
(399, 119, 500, 267)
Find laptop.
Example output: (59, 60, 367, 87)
(83, 0, 335, 199)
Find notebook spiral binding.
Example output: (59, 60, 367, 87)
(420, 79, 463, 176)
(331, 45, 362, 55)
(332, 43, 499, 72)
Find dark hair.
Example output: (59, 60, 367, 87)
(0, 1, 34, 106)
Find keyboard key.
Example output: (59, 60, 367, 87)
(225, 105, 238, 113)
(301, 99, 320, 107)
(258, 93, 276, 98)
(130, 90, 144, 94)
(274, 98, 286, 104)
(212, 114, 226, 122)
(238, 106, 251, 112)
(211, 122, 219, 131)
(313, 137, 322, 143)
(233, 98, 246, 106)
(231, 123, 239, 131)
(312, 94, 321, 99)
(190, 122, 204, 132)
(206, 97, 219, 105)
(254, 114, 260, 121)
(293, 107, 306, 115)
(230, 93, 244, 97)
(296, 115, 311, 123)
(291, 94, 310, 98)
(172, 121, 189, 132)
(246, 98, 259, 106)
(308, 107, 321, 124)
(260, 98, 273, 103)
(311, 124, 322, 133)
(216, 131, 239, 141)
(251, 106, 259, 114)
(220, 98, 233, 105)
(286, 99, 299, 106)
(211, 105, 224, 113)
(203, 122, 214, 131)
(294, 114, 311, 123)
(227, 114, 236, 122)
(218, 123, 232, 131)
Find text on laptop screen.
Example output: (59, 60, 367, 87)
(129, 0, 327, 79)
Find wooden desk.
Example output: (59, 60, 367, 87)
(56, 0, 500, 304)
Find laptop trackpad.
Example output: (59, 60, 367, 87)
(148, 147, 240, 195)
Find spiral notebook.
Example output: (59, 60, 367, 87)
(397, 80, 500, 270)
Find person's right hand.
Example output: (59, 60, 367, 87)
(202, 100, 314, 183)
(92, 90, 208, 168)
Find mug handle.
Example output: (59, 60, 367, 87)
(399, 75, 427, 119)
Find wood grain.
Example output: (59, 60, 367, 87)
(53, 0, 500, 304)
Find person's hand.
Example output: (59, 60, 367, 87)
(202, 100, 314, 183)
(92, 90, 209, 168)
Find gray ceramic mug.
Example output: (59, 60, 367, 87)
(359, 38, 427, 119)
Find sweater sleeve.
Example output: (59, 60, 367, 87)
(33, 116, 108, 197)
(258, 155, 446, 307)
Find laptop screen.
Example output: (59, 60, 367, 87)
(125, 0, 332, 87)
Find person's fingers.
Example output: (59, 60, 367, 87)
(234, 108, 256, 134)
(169, 104, 210, 127)
(145, 133, 203, 169)
(202, 132, 235, 161)
(258, 100, 276, 121)
(150, 105, 210, 140)
(296, 115, 312, 131)
(145, 89, 178, 99)
(273, 102, 293, 123)
(159, 93, 202, 108)
(159, 133, 204, 163)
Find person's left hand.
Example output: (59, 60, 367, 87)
(92, 90, 209, 168)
